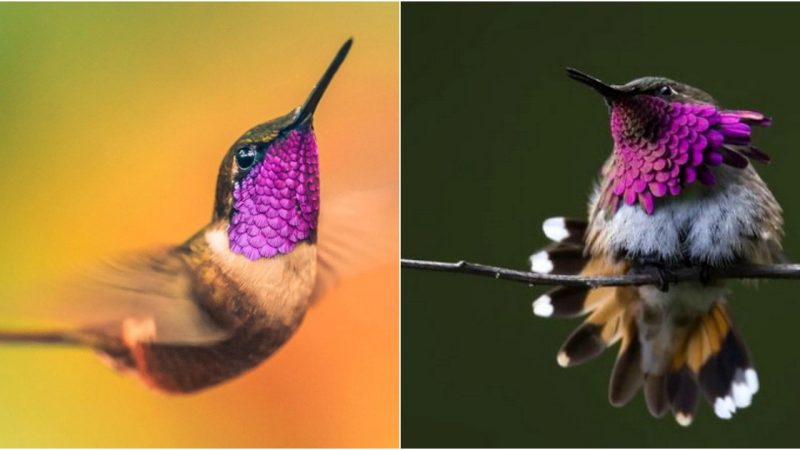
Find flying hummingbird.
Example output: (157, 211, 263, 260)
(528, 68, 783, 425)
(0, 39, 373, 394)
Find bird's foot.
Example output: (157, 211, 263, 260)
(633, 263, 676, 292)
(698, 264, 713, 286)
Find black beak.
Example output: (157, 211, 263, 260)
(291, 38, 353, 128)
(566, 67, 627, 99)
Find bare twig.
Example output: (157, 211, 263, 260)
(401, 258, 800, 288)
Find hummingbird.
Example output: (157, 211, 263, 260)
(0, 39, 365, 393)
(528, 68, 783, 425)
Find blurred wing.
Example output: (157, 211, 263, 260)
(50, 247, 230, 345)
(312, 187, 398, 303)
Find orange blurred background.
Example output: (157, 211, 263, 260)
(0, 3, 397, 447)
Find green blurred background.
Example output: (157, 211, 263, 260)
(402, 3, 800, 447)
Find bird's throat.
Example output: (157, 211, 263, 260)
(228, 128, 320, 260)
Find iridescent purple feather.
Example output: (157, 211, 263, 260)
(604, 97, 771, 214)
(229, 128, 320, 260)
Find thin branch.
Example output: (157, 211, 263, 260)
(401, 258, 800, 288)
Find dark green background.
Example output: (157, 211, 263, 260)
(401, 3, 800, 447)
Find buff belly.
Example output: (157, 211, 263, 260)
(103, 228, 318, 393)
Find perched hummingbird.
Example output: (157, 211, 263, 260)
(0, 39, 368, 393)
(528, 68, 783, 425)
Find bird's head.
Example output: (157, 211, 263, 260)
(567, 68, 771, 214)
(212, 39, 352, 260)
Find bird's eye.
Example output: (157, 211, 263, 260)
(235, 146, 257, 170)
(657, 85, 675, 97)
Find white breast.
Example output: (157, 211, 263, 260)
(588, 164, 782, 266)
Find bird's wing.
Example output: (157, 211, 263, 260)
(47, 247, 230, 345)
(311, 187, 398, 303)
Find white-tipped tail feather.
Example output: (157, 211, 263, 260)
(532, 295, 554, 317)
(675, 412, 693, 427)
(746, 368, 759, 393)
(669, 302, 759, 423)
(712, 368, 759, 419)
(543, 217, 569, 242)
(714, 396, 737, 420)
(557, 351, 570, 368)
(529, 251, 554, 274)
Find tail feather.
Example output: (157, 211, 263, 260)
(696, 307, 757, 419)
(0, 328, 134, 371)
(532, 286, 589, 318)
(557, 323, 608, 367)
(533, 217, 631, 368)
(556, 290, 627, 367)
(0, 328, 108, 347)
(530, 217, 589, 275)
(666, 366, 700, 426)
(532, 286, 618, 319)
(541, 217, 587, 246)
(530, 217, 625, 321)
(531, 216, 758, 426)
(530, 243, 588, 275)
(644, 374, 669, 418)
(667, 302, 757, 424)
(609, 322, 643, 407)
